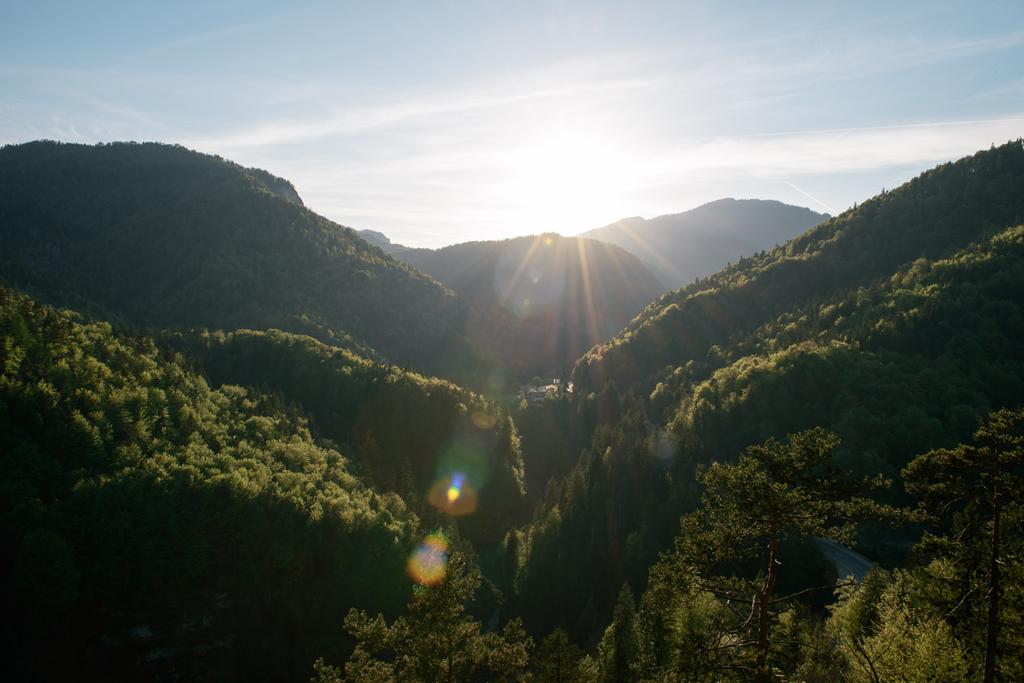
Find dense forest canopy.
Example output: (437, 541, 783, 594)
(2, 139, 1024, 681)
(0, 285, 419, 679)
(0, 141, 663, 390)
(0, 141, 474, 375)
(165, 327, 528, 543)
(500, 140, 1024, 661)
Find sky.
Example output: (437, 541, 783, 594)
(2, 1, 1022, 248)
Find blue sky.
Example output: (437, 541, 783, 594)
(2, 1, 1022, 247)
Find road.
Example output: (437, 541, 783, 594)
(814, 537, 875, 582)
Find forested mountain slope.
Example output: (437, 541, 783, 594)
(0, 286, 421, 680)
(505, 140, 1024, 643)
(0, 141, 464, 371)
(576, 141, 1024, 399)
(0, 284, 533, 679)
(388, 233, 666, 382)
(580, 198, 827, 288)
(166, 327, 527, 542)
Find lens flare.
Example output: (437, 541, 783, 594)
(407, 532, 449, 586)
(651, 429, 677, 470)
(438, 441, 492, 490)
(447, 472, 465, 502)
(428, 471, 478, 516)
(470, 409, 497, 430)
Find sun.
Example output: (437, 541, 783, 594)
(497, 127, 634, 235)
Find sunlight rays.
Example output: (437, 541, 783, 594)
(575, 236, 603, 345)
(605, 217, 680, 285)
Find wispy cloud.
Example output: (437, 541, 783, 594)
(181, 76, 657, 151)
(647, 117, 1024, 179)
(131, 17, 278, 60)
(3, 5, 1021, 247)
(967, 77, 1024, 102)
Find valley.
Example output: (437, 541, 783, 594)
(3, 138, 1023, 681)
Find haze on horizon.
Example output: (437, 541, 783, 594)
(2, 0, 1022, 248)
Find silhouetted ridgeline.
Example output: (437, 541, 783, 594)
(0, 140, 467, 373)
(389, 233, 666, 383)
(580, 198, 827, 289)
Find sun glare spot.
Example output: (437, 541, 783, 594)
(497, 127, 634, 234)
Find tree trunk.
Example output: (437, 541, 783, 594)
(983, 485, 1001, 683)
(756, 524, 779, 683)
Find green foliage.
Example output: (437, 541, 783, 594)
(166, 327, 528, 542)
(902, 408, 1024, 681)
(316, 547, 532, 682)
(597, 585, 641, 682)
(828, 567, 891, 681)
(532, 628, 589, 682)
(513, 397, 582, 505)
(828, 569, 970, 682)
(0, 140, 480, 376)
(0, 285, 418, 680)
(676, 429, 895, 682)
(511, 143, 1024, 644)
(5, 138, 1024, 681)
(681, 429, 894, 559)
(578, 140, 1024, 397)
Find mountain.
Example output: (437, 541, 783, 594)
(0, 282, 529, 679)
(7, 135, 1024, 678)
(503, 140, 1024, 642)
(165, 326, 528, 543)
(0, 141, 658, 389)
(387, 233, 667, 383)
(580, 198, 828, 289)
(0, 285, 420, 679)
(0, 140, 464, 371)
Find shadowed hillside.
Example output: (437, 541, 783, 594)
(388, 233, 666, 385)
(580, 198, 827, 289)
(0, 141, 466, 372)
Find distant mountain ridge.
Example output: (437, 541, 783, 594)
(580, 198, 828, 289)
(381, 233, 667, 382)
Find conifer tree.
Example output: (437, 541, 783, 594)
(533, 628, 586, 682)
(903, 408, 1024, 683)
(317, 547, 531, 682)
(678, 428, 896, 682)
(598, 584, 640, 682)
